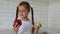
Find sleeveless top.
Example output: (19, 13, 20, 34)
(18, 20, 33, 34)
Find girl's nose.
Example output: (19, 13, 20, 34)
(21, 11, 23, 14)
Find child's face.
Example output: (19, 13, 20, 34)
(18, 5, 30, 18)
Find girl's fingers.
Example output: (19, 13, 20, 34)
(17, 25, 20, 28)
(38, 24, 40, 28)
(35, 26, 38, 29)
(15, 23, 18, 27)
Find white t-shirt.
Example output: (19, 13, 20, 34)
(18, 20, 33, 34)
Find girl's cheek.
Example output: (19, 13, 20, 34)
(18, 12, 21, 16)
(24, 12, 28, 16)
(18, 11, 29, 17)
(22, 12, 26, 16)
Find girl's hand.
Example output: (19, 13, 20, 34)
(34, 24, 41, 34)
(12, 23, 20, 34)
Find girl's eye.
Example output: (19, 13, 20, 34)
(18, 10, 27, 12)
(18, 10, 21, 12)
(22, 11, 26, 12)
(18, 11, 26, 12)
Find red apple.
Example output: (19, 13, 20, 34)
(13, 19, 22, 27)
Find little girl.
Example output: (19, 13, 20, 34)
(13, 1, 41, 34)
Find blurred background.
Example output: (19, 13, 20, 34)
(0, 0, 60, 34)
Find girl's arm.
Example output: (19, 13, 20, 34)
(32, 28, 38, 34)
(32, 28, 34, 34)
(34, 27, 39, 34)
(32, 25, 41, 34)
(13, 23, 20, 34)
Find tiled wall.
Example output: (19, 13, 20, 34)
(0, 0, 48, 30)
(0, 0, 17, 29)
(0, 0, 60, 33)
(48, 0, 60, 32)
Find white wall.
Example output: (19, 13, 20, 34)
(0, 0, 17, 29)
(0, 0, 60, 34)
(48, 0, 60, 33)
(0, 0, 48, 30)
